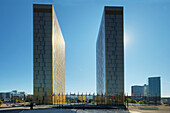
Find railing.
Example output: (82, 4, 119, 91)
(51, 93, 125, 105)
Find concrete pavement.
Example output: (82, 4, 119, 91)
(0, 104, 170, 113)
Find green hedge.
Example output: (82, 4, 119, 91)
(139, 107, 158, 110)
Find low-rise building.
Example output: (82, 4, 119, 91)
(131, 85, 144, 97)
(0, 90, 26, 103)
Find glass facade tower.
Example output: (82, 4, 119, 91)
(148, 77, 161, 97)
(33, 4, 65, 105)
(148, 77, 161, 104)
(96, 6, 124, 104)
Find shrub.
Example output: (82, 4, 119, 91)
(142, 100, 148, 104)
(18, 100, 22, 103)
(131, 99, 137, 103)
(91, 101, 95, 104)
(127, 98, 137, 103)
(138, 100, 148, 104)
(139, 101, 144, 104)
(71, 99, 76, 103)
(0, 100, 3, 105)
(126, 98, 131, 103)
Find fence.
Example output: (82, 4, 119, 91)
(51, 93, 125, 105)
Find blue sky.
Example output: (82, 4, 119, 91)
(0, 0, 170, 97)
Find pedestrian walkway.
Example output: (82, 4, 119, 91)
(20, 109, 129, 113)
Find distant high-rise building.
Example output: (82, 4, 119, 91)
(131, 85, 144, 97)
(148, 77, 161, 97)
(148, 77, 161, 104)
(96, 6, 124, 104)
(33, 4, 65, 105)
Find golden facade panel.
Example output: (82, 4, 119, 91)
(33, 4, 65, 105)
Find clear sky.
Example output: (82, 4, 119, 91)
(0, 0, 170, 97)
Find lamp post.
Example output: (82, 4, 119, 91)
(59, 93, 60, 108)
(53, 93, 55, 105)
(127, 93, 128, 107)
(13, 93, 14, 104)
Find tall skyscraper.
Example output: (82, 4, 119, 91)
(148, 77, 161, 104)
(33, 4, 65, 105)
(96, 6, 124, 104)
(148, 77, 161, 97)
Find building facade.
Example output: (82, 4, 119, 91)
(0, 92, 13, 102)
(131, 85, 144, 97)
(148, 77, 161, 97)
(0, 90, 25, 102)
(33, 4, 65, 105)
(96, 6, 124, 104)
(143, 84, 148, 97)
(148, 77, 161, 104)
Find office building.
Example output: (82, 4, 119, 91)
(143, 84, 148, 97)
(148, 77, 161, 104)
(131, 85, 144, 97)
(0, 92, 13, 102)
(0, 90, 25, 102)
(96, 6, 124, 104)
(148, 77, 161, 97)
(33, 4, 65, 104)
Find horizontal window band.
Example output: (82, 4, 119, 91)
(34, 8, 52, 13)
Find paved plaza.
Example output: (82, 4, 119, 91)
(0, 105, 170, 113)
(128, 105, 170, 113)
(0, 109, 129, 113)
